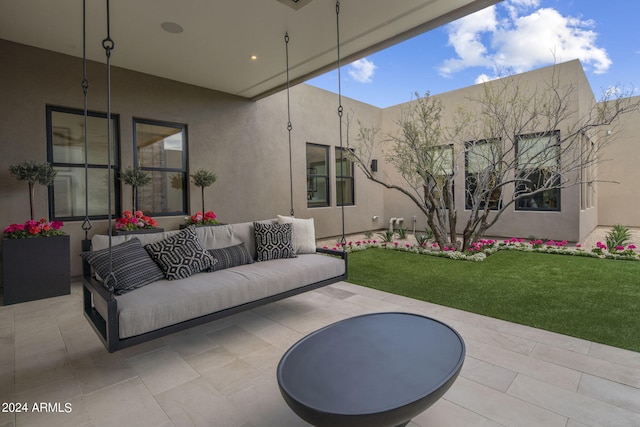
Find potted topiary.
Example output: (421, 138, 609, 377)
(182, 169, 222, 228)
(9, 160, 57, 220)
(116, 167, 162, 235)
(120, 166, 151, 212)
(3, 160, 70, 305)
(190, 169, 217, 215)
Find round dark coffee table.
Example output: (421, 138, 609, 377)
(277, 312, 465, 427)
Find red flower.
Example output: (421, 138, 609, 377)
(187, 210, 219, 226)
(115, 211, 158, 231)
(3, 219, 65, 239)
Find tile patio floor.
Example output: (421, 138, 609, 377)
(1, 280, 639, 427)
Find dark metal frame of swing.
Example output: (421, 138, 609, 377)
(80, 2, 348, 353)
(81, 246, 347, 353)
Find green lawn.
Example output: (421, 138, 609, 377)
(347, 249, 640, 352)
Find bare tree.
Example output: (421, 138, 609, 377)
(351, 94, 462, 250)
(350, 66, 639, 251)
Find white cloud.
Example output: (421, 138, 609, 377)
(438, 0, 612, 79)
(510, 0, 541, 6)
(504, 0, 541, 20)
(474, 74, 493, 84)
(348, 58, 377, 83)
(603, 85, 622, 97)
(439, 6, 497, 77)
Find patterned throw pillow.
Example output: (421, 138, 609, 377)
(145, 226, 215, 280)
(81, 238, 165, 295)
(254, 222, 296, 261)
(207, 243, 254, 271)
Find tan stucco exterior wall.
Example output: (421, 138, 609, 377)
(378, 60, 597, 243)
(0, 40, 382, 275)
(597, 95, 640, 227)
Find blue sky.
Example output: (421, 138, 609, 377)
(307, 0, 640, 108)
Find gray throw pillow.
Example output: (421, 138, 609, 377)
(277, 215, 317, 254)
(207, 243, 254, 271)
(145, 226, 215, 280)
(81, 238, 165, 295)
(254, 222, 296, 261)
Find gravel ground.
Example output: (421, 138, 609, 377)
(317, 226, 640, 250)
(579, 226, 640, 249)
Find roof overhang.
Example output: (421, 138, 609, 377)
(0, 0, 502, 100)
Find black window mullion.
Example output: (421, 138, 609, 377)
(46, 105, 120, 221)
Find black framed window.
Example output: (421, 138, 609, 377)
(46, 105, 120, 220)
(133, 118, 188, 215)
(335, 147, 354, 206)
(515, 131, 561, 211)
(306, 143, 330, 208)
(465, 139, 502, 210)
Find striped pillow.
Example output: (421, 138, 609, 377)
(81, 238, 164, 294)
(207, 243, 254, 271)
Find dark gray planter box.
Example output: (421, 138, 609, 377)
(2, 235, 70, 305)
(112, 228, 164, 236)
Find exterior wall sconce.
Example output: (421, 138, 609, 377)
(371, 159, 378, 172)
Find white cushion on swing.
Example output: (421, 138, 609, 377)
(277, 215, 316, 254)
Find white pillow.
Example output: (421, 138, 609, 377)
(277, 215, 316, 254)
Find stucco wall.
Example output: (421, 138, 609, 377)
(378, 60, 594, 242)
(0, 40, 382, 275)
(598, 95, 640, 227)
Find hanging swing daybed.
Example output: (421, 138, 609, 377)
(82, 221, 347, 352)
(80, 2, 347, 353)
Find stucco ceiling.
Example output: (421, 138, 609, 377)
(0, 0, 501, 100)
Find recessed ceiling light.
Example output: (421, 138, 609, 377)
(251, 55, 258, 61)
(161, 22, 184, 34)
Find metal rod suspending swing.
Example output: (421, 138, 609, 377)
(283, 16, 347, 252)
(336, 0, 347, 249)
(284, 32, 295, 217)
(80, 0, 93, 261)
(102, 0, 117, 291)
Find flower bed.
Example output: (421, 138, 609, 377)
(322, 237, 640, 262)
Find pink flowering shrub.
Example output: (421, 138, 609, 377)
(336, 231, 638, 262)
(591, 241, 607, 255)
